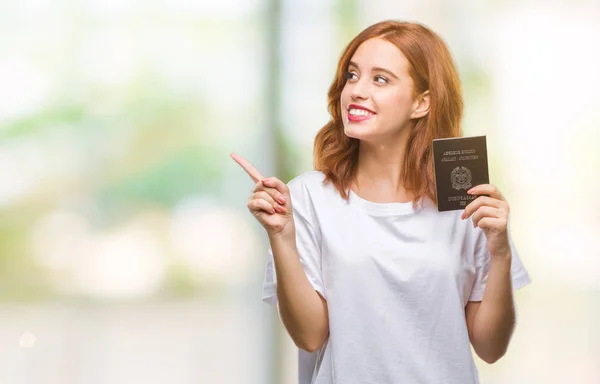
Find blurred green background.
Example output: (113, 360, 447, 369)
(0, 0, 598, 383)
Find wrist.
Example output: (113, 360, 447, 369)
(268, 226, 296, 245)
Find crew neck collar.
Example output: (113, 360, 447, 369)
(348, 188, 416, 216)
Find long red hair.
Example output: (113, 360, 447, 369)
(313, 20, 463, 208)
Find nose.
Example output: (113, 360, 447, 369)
(349, 78, 368, 100)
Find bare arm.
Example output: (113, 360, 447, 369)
(462, 184, 522, 364)
(465, 252, 515, 364)
(230, 152, 329, 353)
(270, 231, 329, 353)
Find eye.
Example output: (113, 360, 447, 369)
(344, 71, 358, 81)
(374, 75, 388, 84)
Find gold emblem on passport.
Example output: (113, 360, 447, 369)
(451, 166, 472, 190)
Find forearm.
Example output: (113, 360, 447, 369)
(471, 252, 515, 363)
(269, 232, 329, 352)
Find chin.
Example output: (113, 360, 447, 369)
(343, 127, 363, 140)
(344, 124, 373, 141)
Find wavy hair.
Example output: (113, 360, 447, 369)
(313, 20, 463, 208)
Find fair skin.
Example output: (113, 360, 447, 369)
(231, 37, 518, 361)
(342, 38, 428, 203)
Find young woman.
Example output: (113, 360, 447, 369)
(232, 20, 531, 384)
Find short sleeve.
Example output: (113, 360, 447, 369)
(261, 177, 325, 305)
(468, 230, 532, 302)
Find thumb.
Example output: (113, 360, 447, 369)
(261, 177, 291, 206)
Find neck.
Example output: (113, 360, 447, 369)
(354, 127, 414, 202)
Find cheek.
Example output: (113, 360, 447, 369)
(380, 91, 413, 119)
(340, 85, 350, 103)
(340, 87, 350, 115)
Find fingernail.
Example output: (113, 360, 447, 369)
(278, 196, 286, 204)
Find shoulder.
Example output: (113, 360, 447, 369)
(287, 170, 329, 196)
(288, 170, 327, 188)
(286, 171, 333, 218)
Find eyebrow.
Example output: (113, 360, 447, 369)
(348, 61, 399, 80)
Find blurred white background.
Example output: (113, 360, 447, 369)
(0, 0, 598, 383)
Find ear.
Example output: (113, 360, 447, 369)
(410, 90, 430, 119)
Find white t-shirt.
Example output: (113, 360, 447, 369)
(262, 171, 532, 384)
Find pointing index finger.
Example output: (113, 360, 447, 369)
(230, 153, 265, 183)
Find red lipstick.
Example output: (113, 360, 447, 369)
(347, 104, 376, 123)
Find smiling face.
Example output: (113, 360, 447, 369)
(341, 38, 428, 143)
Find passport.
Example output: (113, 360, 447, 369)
(432, 135, 489, 212)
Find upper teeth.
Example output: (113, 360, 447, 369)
(349, 108, 373, 116)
